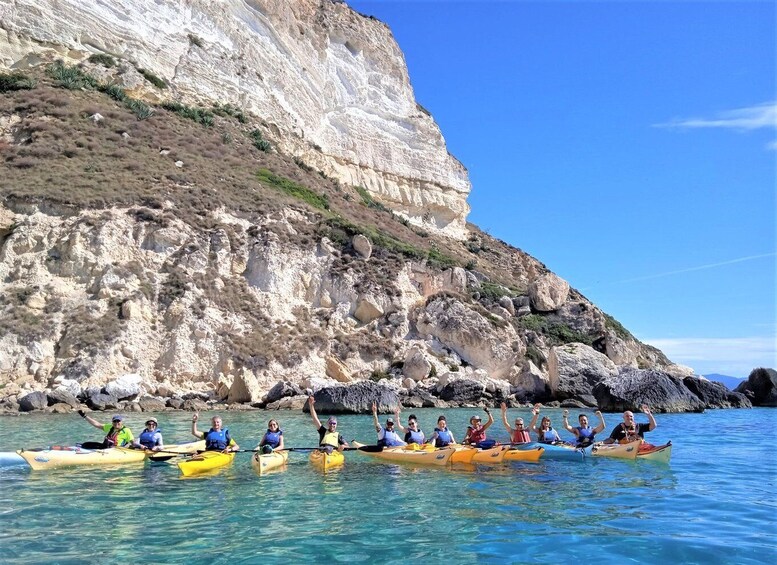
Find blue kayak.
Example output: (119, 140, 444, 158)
(0, 451, 28, 467)
(512, 442, 586, 461)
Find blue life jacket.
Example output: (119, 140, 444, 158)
(263, 429, 282, 449)
(379, 428, 405, 447)
(575, 426, 595, 447)
(435, 427, 453, 447)
(204, 428, 230, 451)
(539, 428, 561, 444)
(139, 428, 162, 449)
(405, 429, 425, 444)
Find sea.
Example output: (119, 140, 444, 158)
(1, 407, 775, 564)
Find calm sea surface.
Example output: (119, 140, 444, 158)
(1, 407, 775, 564)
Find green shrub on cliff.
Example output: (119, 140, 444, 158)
(257, 168, 329, 210)
(0, 72, 36, 92)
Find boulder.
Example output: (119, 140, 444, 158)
(265, 381, 304, 404)
(352, 234, 372, 259)
(509, 361, 549, 400)
(227, 369, 263, 404)
(593, 368, 705, 413)
(182, 399, 209, 411)
(735, 368, 777, 407)
(47, 389, 80, 408)
(266, 395, 308, 410)
(354, 294, 384, 323)
(529, 273, 569, 312)
(48, 402, 74, 414)
(438, 378, 485, 403)
(87, 393, 120, 410)
(403, 348, 432, 381)
(105, 374, 143, 400)
(548, 343, 617, 401)
(167, 398, 185, 410)
(19, 391, 48, 412)
(683, 376, 752, 409)
(325, 357, 352, 383)
(138, 397, 167, 412)
(306, 381, 399, 414)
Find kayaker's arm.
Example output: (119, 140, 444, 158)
(308, 396, 322, 429)
(481, 408, 494, 431)
(427, 431, 437, 447)
(592, 410, 606, 434)
(529, 404, 541, 434)
(82, 413, 105, 430)
(371, 401, 380, 432)
(561, 410, 575, 434)
(500, 402, 513, 435)
(394, 407, 406, 432)
(191, 413, 202, 439)
(642, 405, 657, 431)
(276, 434, 284, 451)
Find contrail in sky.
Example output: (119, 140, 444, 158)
(583, 252, 776, 288)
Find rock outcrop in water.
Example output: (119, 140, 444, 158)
(735, 368, 777, 407)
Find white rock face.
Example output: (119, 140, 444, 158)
(529, 273, 570, 312)
(0, 0, 471, 238)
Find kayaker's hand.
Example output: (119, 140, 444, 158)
(641, 404, 651, 415)
(563, 410, 569, 418)
(484, 407, 490, 414)
(594, 410, 602, 417)
(192, 413, 198, 422)
(78, 409, 86, 418)
(371, 401, 377, 413)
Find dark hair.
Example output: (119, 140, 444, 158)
(409, 414, 418, 421)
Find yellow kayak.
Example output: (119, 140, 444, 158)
(450, 444, 507, 464)
(449, 445, 477, 464)
(251, 450, 289, 475)
(504, 446, 544, 462)
(589, 441, 640, 460)
(309, 448, 344, 472)
(177, 451, 235, 476)
(146, 441, 206, 462)
(17, 446, 146, 470)
(352, 442, 455, 466)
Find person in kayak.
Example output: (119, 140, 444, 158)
(561, 409, 606, 447)
(394, 408, 426, 445)
(603, 405, 656, 445)
(258, 419, 285, 454)
(308, 396, 349, 452)
(191, 413, 239, 453)
(463, 408, 496, 448)
(77, 411, 135, 449)
(427, 415, 456, 447)
(500, 402, 531, 444)
(131, 417, 164, 451)
(371, 402, 407, 447)
(529, 404, 562, 444)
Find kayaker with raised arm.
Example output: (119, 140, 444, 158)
(77, 411, 134, 449)
(500, 402, 531, 444)
(529, 404, 562, 444)
(603, 405, 656, 445)
(372, 402, 406, 447)
(463, 408, 496, 448)
(427, 415, 456, 447)
(191, 413, 239, 453)
(131, 417, 163, 451)
(308, 396, 349, 452)
(562, 409, 606, 447)
(258, 418, 285, 454)
(395, 408, 426, 446)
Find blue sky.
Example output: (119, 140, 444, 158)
(349, 0, 776, 378)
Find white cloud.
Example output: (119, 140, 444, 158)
(656, 101, 777, 130)
(643, 336, 777, 378)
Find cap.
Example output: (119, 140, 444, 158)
(386, 418, 394, 424)
(145, 417, 158, 425)
(112, 414, 124, 422)
(327, 417, 337, 425)
(470, 415, 482, 421)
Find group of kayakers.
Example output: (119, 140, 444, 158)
(76, 399, 658, 454)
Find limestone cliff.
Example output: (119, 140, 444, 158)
(0, 0, 470, 238)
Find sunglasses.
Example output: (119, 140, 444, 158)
(146, 422, 157, 426)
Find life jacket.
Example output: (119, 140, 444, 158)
(405, 429, 425, 444)
(320, 429, 340, 448)
(467, 425, 487, 445)
(619, 423, 642, 444)
(511, 429, 531, 443)
(139, 428, 162, 449)
(262, 429, 282, 449)
(434, 427, 453, 447)
(575, 426, 596, 447)
(204, 428, 230, 451)
(539, 427, 560, 444)
(379, 428, 405, 447)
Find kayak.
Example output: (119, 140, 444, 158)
(251, 450, 289, 475)
(177, 451, 235, 476)
(403, 443, 435, 452)
(146, 441, 206, 462)
(449, 445, 507, 464)
(449, 445, 477, 464)
(504, 446, 544, 462)
(309, 448, 344, 471)
(512, 442, 585, 461)
(588, 441, 640, 460)
(637, 441, 672, 463)
(17, 446, 146, 470)
(352, 442, 455, 466)
(0, 451, 28, 467)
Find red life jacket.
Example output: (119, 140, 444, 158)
(467, 425, 487, 444)
(511, 429, 531, 443)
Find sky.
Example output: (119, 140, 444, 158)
(349, 0, 776, 378)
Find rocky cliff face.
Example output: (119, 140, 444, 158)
(0, 0, 470, 239)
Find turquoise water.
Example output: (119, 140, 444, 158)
(1, 407, 775, 564)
